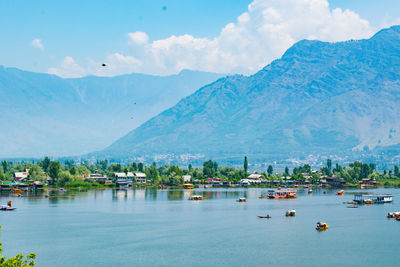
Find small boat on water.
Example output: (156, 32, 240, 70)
(308, 189, 313, 194)
(316, 222, 329, 231)
(188, 195, 207, 200)
(268, 189, 297, 199)
(1, 200, 15, 211)
(354, 194, 392, 204)
(258, 215, 272, 219)
(258, 195, 268, 199)
(387, 212, 400, 218)
(237, 197, 247, 202)
(285, 210, 296, 216)
(337, 190, 344, 196)
(0, 205, 16, 211)
(347, 205, 358, 208)
(183, 184, 194, 189)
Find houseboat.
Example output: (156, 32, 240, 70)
(353, 194, 393, 204)
(267, 189, 297, 199)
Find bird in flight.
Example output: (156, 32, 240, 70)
(102, 63, 107, 67)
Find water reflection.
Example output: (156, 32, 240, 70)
(167, 190, 184, 200)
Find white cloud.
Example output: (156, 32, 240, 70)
(124, 0, 374, 75)
(128, 31, 149, 45)
(31, 38, 44, 50)
(48, 56, 87, 78)
(48, 0, 376, 77)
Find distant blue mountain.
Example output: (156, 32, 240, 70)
(0, 68, 224, 158)
(97, 25, 400, 163)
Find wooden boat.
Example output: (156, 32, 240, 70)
(188, 195, 207, 200)
(0, 205, 16, 211)
(237, 197, 247, 202)
(316, 222, 328, 231)
(258, 195, 268, 199)
(268, 189, 297, 199)
(12, 188, 23, 194)
(308, 189, 313, 194)
(364, 199, 373, 205)
(183, 184, 194, 189)
(258, 215, 272, 219)
(337, 190, 344, 196)
(346, 205, 358, 208)
(285, 210, 296, 216)
(387, 212, 400, 218)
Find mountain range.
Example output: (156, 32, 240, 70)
(0, 67, 223, 158)
(96, 25, 400, 164)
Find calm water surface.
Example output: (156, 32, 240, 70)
(1, 188, 400, 266)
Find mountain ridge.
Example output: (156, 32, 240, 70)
(0, 66, 224, 157)
(96, 25, 400, 163)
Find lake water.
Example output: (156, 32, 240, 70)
(1, 187, 400, 266)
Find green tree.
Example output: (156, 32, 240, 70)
(394, 165, 400, 178)
(40, 157, 51, 172)
(146, 163, 159, 183)
(27, 165, 46, 182)
(267, 165, 273, 176)
(188, 164, 193, 172)
(327, 159, 332, 171)
(0, 225, 36, 266)
(48, 161, 61, 185)
(69, 166, 77, 176)
(138, 163, 144, 172)
(244, 156, 248, 174)
(203, 160, 216, 178)
(1, 161, 8, 173)
(57, 171, 73, 187)
(284, 166, 289, 176)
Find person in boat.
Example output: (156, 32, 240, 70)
(7, 200, 12, 207)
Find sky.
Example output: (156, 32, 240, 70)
(0, 0, 399, 78)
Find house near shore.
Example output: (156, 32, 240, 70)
(114, 172, 127, 179)
(84, 173, 107, 184)
(183, 175, 191, 183)
(247, 173, 263, 184)
(134, 172, 147, 183)
(325, 176, 346, 187)
(14, 169, 29, 182)
(359, 178, 377, 187)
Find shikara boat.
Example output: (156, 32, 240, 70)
(0, 205, 16, 211)
(257, 215, 272, 219)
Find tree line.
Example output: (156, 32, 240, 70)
(1, 156, 400, 187)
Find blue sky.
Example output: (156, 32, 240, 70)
(0, 0, 399, 77)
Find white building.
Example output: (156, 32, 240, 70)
(135, 172, 147, 183)
(14, 169, 29, 181)
(182, 175, 191, 183)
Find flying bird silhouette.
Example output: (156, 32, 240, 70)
(102, 63, 107, 67)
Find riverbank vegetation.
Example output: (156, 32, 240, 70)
(1, 157, 400, 188)
(0, 225, 36, 266)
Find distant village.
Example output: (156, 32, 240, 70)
(0, 157, 390, 191)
